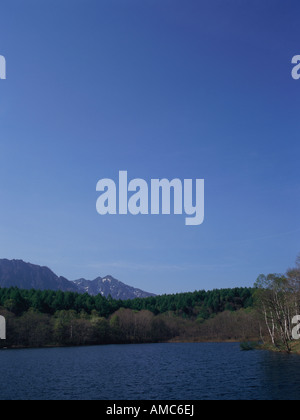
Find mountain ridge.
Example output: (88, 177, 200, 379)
(74, 275, 156, 300)
(0, 259, 155, 300)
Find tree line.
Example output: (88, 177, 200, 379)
(0, 286, 254, 318)
(0, 286, 258, 348)
(2, 254, 298, 351)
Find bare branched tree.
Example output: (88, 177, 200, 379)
(254, 254, 300, 353)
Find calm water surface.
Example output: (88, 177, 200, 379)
(0, 342, 300, 400)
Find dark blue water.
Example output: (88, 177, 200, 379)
(1, 342, 300, 400)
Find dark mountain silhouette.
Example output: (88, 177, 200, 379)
(0, 259, 155, 300)
(0, 259, 79, 292)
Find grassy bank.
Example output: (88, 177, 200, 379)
(252, 340, 300, 354)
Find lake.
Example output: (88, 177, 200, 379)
(0, 342, 300, 400)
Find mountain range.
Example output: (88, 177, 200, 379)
(0, 259, 156, 300)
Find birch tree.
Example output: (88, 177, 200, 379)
(254, 273, 293, 352)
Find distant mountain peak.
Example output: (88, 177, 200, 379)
(0, 259, 156, 300)
(74, 275, 155, 300)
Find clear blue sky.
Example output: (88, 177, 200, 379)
(0, 0, 299, 295)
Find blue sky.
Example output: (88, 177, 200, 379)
(0, 0, 299, 295)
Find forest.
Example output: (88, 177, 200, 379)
(2, 253, 299, 351)
(0, 285, 260, 348)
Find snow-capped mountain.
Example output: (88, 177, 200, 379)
(0, 259, 156, 300)
(74, 275, 156, 300)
